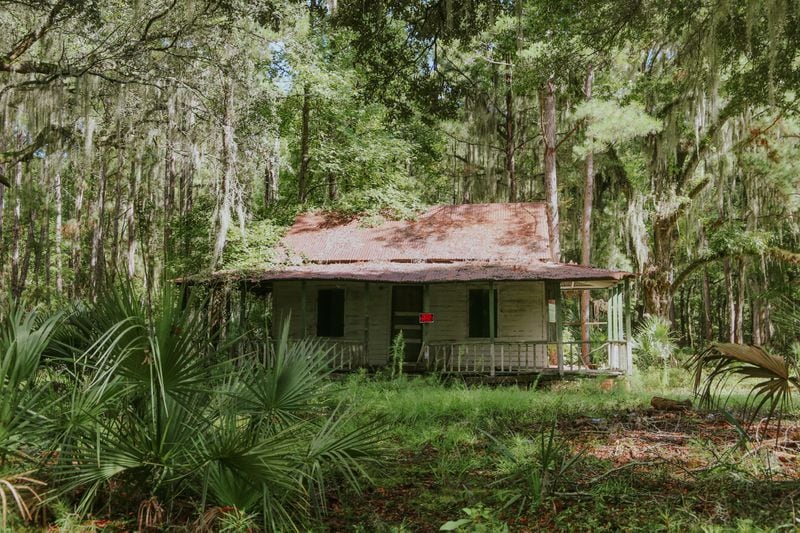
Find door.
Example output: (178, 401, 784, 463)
(391, 285, 423, 362)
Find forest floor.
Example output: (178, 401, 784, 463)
(324, 374, 800, 531)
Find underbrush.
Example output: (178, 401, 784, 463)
(325, 373, 800, 531)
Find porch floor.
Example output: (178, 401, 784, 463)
(331, 366, 625, 385)
(449, 368, 625, 386)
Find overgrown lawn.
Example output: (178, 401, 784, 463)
(324, 373, 800, 532)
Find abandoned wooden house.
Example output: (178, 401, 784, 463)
(222, 203, 633, 376)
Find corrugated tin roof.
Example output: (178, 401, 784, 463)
(184, 203, 632, 285)
(280, 203, 552, 263)
(221, 261, 630, 284)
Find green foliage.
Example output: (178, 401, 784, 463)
(0, 285, 383, 530)
(572, 100, 661, 158)
(440, 505, 509, 532)
(708, 224, 772, 256)
(488, 421, 584, 514)
(332, 186, 426, 222)
(633, 315, 678, 373)
(0, 305, 61, 461)
(222, 219, 287, 271)
(390, 332, 405, 380)
(168, 195, 216, 275)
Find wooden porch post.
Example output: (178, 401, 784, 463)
(556, 282, 564, 376)
(624, 278, 633, 374)
(489, 280, 496, 376)
(607, 285, 615, 368)
(363, 282, 370, 367)
(301, 280, 307, 337)
(422, 283, 430, 367)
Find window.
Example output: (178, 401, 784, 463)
(468, 289, 498, 338)
(317, 289, 345, 337)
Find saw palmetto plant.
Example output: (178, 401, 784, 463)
(0, 471, 45, 530)
(46, 283, 384, 530)
(687, 343, 800, 425)
(0, 283, 383, 530)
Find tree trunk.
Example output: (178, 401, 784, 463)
(751, 295, 762, 345)
(11, 161, 22, 298)
(18, 192, 35, 298)
(686, 283, 694, 349)
(72, 168, 86, 297)
(643, 216, 675, 318)
(735, 258, 745, 343)
(702, 267, 713, 340)
(462, 142, 472, 203)
(90, 158, 107, 299)
(211, 79, 236, 270)
(751, 255, 769, 345)
(127, 155, 140, 280)
(35, 161, 50, 293)
(717, 282, 725, 342)
(580, 66, 594, 366)
(723, 258, 735, 343)
(0, 182, 4, 279)
(505, 63, 516, 202)
(110, 150, 122, 284)
(54, 169, 63, 294)
(181, 99, 196, 218)
(298, 84, 311, 203)
(164, 96, 177, 255)
(540, 78, 560, 261)
(264, 137, 280, 207)
(327, 171, 338, 201)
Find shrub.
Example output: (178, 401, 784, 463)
(2, 284, 383, 530)
(632, 315, 677, 373)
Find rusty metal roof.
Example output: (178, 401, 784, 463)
(224, 260, 630, 284)
(279, 203, 552, 263)
(192, 203, 632, 285)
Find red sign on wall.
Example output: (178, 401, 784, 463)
(419, 312, 435, 324)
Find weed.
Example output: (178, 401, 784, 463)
(487, 420, 584, 514)
(440, 504, 509, 532)
(391, 332, 405, 379)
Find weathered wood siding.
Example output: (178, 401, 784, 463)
(272, 281, 364, 340)
(271, 280, 546, 366)
(426, 282, 545, 341)
(272, 280, 392, 366)
(425, 282, 547, 367)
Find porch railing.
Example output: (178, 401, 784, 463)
(421, 339, 630, 374)
(260, 338, 368, 371)
(317, 339, 368, 370)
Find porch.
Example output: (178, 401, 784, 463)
(249, 277, 633, 377)
(307, 338, 630, 376)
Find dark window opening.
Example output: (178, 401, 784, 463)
(317, 289, 345, 337)
(468, 289, 498, 338)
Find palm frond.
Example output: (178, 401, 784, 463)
(0, 305, 61, 458)
(237, 321, 333, 429)
(0, 471, 45, 530)
(687, 342, 800, 424)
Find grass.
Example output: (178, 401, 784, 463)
(323, 372, 800, 531)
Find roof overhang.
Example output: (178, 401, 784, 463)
(198, 261, 632, 286)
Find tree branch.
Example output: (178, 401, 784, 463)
(4, 0, 71, 63)
(0, 125, 72, 182)
(671, 247, 800, 294)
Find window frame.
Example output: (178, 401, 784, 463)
(467, 287, 498, 339)
(316, 287, 345, 338)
